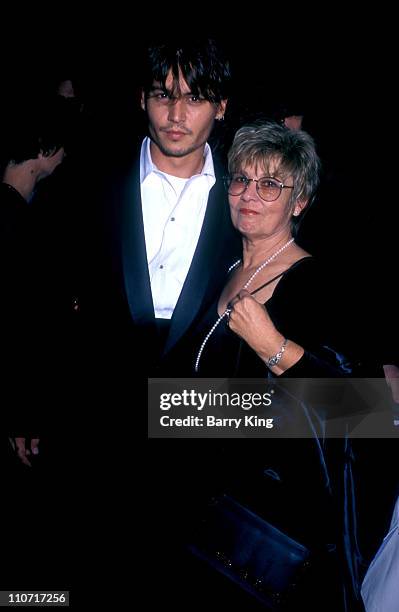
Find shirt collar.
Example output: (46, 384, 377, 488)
(140, 136, 215, 184)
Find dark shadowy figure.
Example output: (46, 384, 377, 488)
(0, 94, 75, 592)
(1, 96, 68, 434)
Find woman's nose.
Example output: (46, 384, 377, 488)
(241, 180, 258, 200)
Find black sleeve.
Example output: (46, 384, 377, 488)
(267, 259, 352, 377)
(281, 349, 348, 377)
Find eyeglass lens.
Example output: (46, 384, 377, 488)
(227, 176, 282, 201)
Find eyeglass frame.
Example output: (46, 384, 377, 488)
(223, 174, 294, 202)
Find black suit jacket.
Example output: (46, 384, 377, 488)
(0, 183, 64, 433)
(90, 149, 240, 378)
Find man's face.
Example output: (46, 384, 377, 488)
(57, 79, 75, 98)
(141, 69, 226, 159)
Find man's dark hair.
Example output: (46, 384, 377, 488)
(1, 96, 71, 165)
(141, 37, 231, 103)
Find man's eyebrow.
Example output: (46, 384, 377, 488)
(148, 85, 179, 96)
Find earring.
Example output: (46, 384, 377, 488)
(217, 115, 224, 121)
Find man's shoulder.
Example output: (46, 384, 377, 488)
(211, 149, 228, 178)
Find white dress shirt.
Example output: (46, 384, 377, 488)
(140, 137, 216, 319)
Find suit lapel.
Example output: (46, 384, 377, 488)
(119, 160, 156, 331)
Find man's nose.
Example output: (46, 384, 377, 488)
(167, 98, 186, 123)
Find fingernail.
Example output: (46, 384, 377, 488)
(32, 447, 39, 455)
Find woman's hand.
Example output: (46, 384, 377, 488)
(228, 290, 283, 357)
(228, 290, 304, 373)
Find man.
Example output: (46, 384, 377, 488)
(90, 37, 239, 380)
(76, 36, 243, 609)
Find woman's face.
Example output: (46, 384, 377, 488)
(228, 162, 302, 241)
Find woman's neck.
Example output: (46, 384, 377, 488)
(241, 233, 294, 270)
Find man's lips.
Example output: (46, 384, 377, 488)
(162, 129, 189, 139)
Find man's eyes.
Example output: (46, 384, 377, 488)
(150, 92, 205, 103)
(152, 91, 168, 99)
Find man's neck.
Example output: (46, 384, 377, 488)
(2, 161, 37, 202)
(150, 142, 206, 178)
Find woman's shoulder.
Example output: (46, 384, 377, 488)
(285, 255, 316, 273)
(270, 255, 331, 317)
(277, 255, 321, 288)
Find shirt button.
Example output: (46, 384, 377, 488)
(159, 265, 164, 269)
(170, 217, 175, 221)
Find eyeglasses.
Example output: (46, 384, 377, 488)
(224, 174, 294, 202)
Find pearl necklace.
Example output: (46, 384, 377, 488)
(194, 237, 294, 372)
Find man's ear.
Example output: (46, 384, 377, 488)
(216, 99, 227, 120)
(38, 147, 57, 160)
(140, 90, 146, 112)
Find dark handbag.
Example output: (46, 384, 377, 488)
(187, 494, 311, 610)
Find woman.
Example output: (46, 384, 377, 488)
(188, 122, 361, 611)
(194, 121, 344, 377)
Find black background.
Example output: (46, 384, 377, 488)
(1, 8, 397, 609)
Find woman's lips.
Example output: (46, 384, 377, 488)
(239, 208, 259, 215)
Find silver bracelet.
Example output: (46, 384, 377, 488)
(265, 338, 288, 369)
